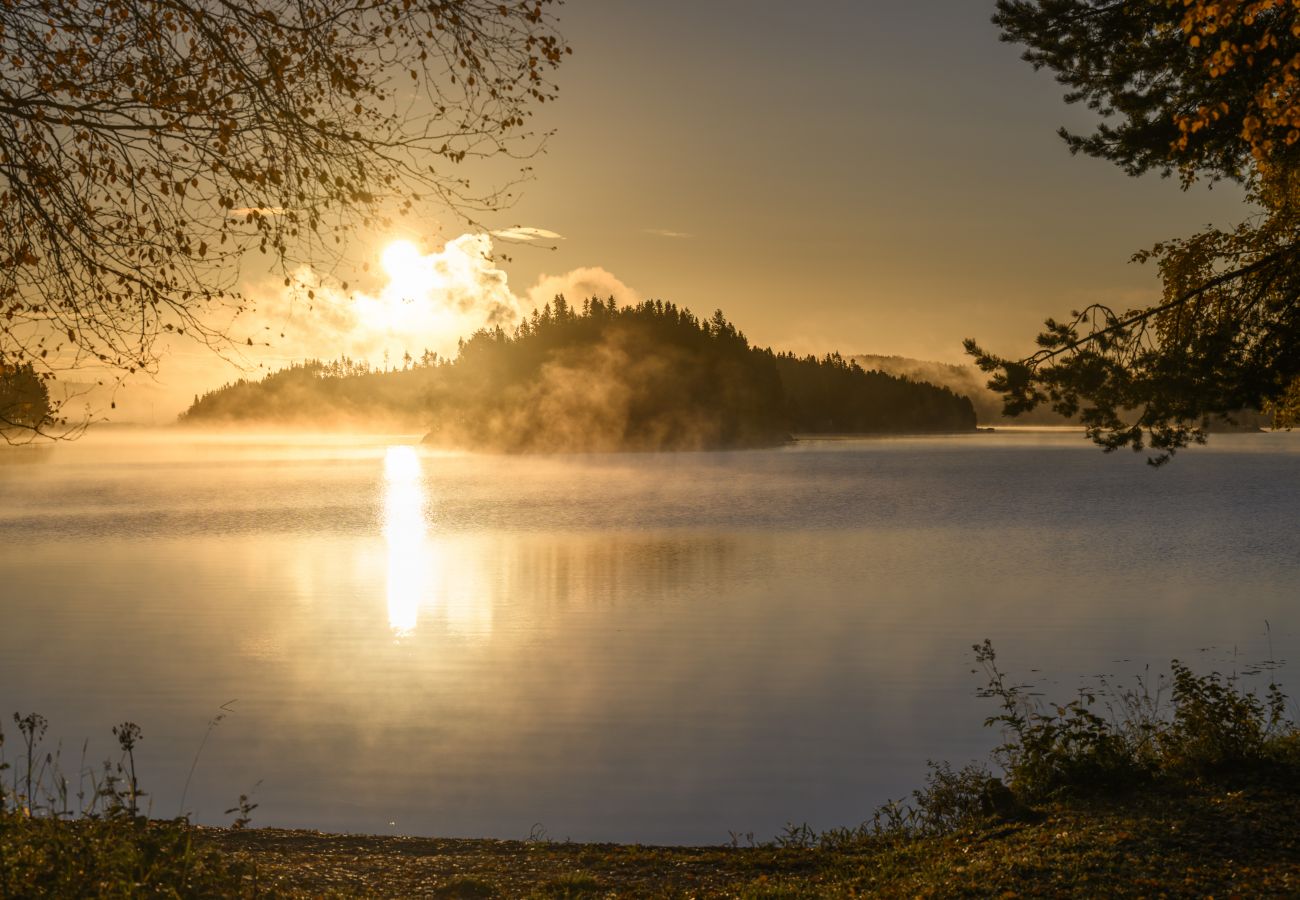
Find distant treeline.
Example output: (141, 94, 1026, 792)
(182, 298, 977, 450)
(1, 363, 52, 429)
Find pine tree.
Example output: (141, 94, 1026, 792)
(970, 0, 1300, 461)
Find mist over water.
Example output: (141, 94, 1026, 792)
(1, 430, 1297, 844)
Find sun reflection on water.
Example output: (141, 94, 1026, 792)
(383, 445, 427, 636)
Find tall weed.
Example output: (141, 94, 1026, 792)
(0, 712, 263, 896)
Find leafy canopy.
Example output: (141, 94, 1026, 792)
(0, 0, 568, 433)
(968, 0, 1300, 461)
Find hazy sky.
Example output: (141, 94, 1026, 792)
(101, 0, 1258, 420)
(484, 0, 1249, 363)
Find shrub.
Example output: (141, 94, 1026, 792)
(974, 641, 1151, 799)
(1157, 660, 1291, 774)
(868, 761, 1009, 838)
(973, 640, 1297, 801)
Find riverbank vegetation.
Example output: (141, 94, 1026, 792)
(6, 647, 1298, 896)
(181, 300, 977, 450)
(0, 714, 259, 896)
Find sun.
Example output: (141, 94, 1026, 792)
(354, 234, 506, 347)
(380, 240, 434, 300)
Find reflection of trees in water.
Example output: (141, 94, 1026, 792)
(504, 534, 742, 612)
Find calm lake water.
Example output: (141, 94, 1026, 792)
(1, 428, 1297, 844)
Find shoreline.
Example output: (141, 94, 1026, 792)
(192, 775, 1300, 897)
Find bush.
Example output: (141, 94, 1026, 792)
(867, 761, 1010, 838)
(973, 640, 1297, 802)
(1157, 660, 1291, 774)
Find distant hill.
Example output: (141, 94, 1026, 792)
(183, 299, 977, 450)
(852, 353, 1270, 431)
(851, 354, 1074, 426)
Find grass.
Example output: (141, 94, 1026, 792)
(0, 815, 262, 897)
(0, 712, 264, 897)
(6, 643, 1300, 896)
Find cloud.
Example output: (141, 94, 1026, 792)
(240, 232, 523, 365)
(377, 233, 519, 325)
(491, 226, 565, 242)
(644, 228, 693, 239)
(526, 267, 641, 312)
(236, 234, 639, 369)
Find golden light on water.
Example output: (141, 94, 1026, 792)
(378, 444, 494, 639)
(383, 445, 427, 636)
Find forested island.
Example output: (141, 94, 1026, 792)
(182, 298, 977, 450)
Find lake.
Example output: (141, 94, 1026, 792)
(0, 428, 1296, 845)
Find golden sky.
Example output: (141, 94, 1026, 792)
(94, 0, 1257, 422)
(484, 0, 1249, 364)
